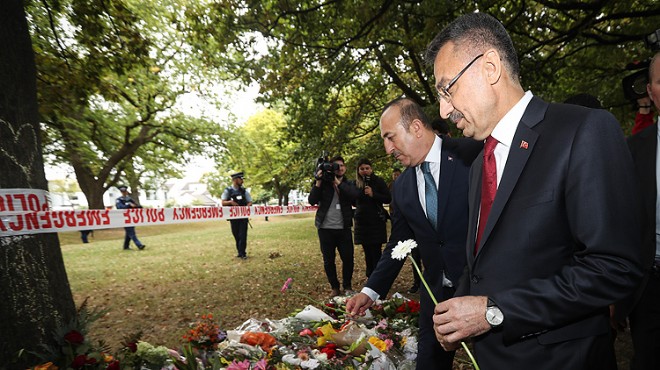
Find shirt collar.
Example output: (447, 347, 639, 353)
(491, 91, 534, 148)
(422, 134, 443, 164)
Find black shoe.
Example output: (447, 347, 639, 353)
(138, 245, 146, 250)
(123, 247, 132, 251)
(407, 285, 419, 294)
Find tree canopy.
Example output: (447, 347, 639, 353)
(188, 0, 660, 181)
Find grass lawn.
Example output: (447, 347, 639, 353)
(60, 214, 416, 350)
(59, 213, 634, 368)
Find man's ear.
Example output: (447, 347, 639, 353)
(484, 49, 502, 85)
(410, 118, 424, 137)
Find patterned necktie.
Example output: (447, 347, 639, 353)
(421, 161, 438, 230)
(475, 136, 498, 254)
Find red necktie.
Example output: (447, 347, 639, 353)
(475, 136, 498, 254)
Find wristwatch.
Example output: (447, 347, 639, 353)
(485, 298, 504, 328)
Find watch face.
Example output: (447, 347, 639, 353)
(486, 306, 504, 326)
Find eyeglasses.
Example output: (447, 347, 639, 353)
(436, 53, 484, 103)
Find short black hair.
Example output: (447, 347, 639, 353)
(330, 155, 345, 163)
(425, 13, 520, 82)
(431, 118, 450, 135)
(381, 97, 432, 131)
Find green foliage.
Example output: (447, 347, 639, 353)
(187, 0, 660, 173)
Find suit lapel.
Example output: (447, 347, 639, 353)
(475, 97, 545, 256)
(467, 154, 483, 265)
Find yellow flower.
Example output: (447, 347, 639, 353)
(368, 336, 387, 352)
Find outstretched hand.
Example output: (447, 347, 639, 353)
(346, 292, 374, 317)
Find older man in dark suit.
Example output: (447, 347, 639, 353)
(428, 13, 643, 370)
(346, 97, 481, 370)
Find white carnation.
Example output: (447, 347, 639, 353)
(391, 239, 417, 260)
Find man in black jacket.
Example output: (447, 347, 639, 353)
(308, 156, 359, 297)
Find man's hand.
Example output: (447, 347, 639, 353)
(637, 96, 653, 114)
(433, 296, 491, 351)
(346, 292, 374, 317)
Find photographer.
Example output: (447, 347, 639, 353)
(115, 185, 146, 251)
(308, 155, 359, 297)
(222, 172, 253, 259)
(353, 158, 391, 278)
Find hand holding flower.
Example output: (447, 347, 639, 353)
(433, 296, 491, 350)
(391, 239, 480, 370)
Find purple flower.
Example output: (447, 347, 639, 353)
(227, 359, 251, 370)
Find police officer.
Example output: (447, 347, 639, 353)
(221, 172, 253, 259)
(115, 185, 145, 250)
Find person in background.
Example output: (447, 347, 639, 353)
(427, 13, 642, 369)
(563, 92, 604, 109)
(388, 168, 401, 192)
(347, 98, 481, 370)
(80, 230, 92, 243)
(353, 158, 391, 278)
(221, 172, 253, 259)
(626, 50, 660, 370)
(431, 118, 451, 136)
(632, 89, 657, 135)
(116, 185, 145, 251)
(308, 155, 359, 297)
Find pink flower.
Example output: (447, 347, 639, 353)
(254, 359, 268, 370)
(281, 277, 293, 293)
(227, 359, 251, 370)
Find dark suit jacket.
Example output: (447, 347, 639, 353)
(622, 122, 659, 318)
(456, 97, 644, 370)
(366, 135, 481, 369)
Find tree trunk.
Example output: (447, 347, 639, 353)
(0, 1, 76, 367)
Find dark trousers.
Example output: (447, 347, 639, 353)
(80, 230, 92, 243)
(629, 270, 660, 370)
(123, 227, 143, 249)
(318, 228, 354, 290)
(411, 247, 422, 287)
(362, 243, 382, 277)
(230, 219, 249, 257)
(417, 286, 456, 370)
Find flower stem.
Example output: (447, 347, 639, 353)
(406, 255, 480, 370)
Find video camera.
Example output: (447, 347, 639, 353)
(315, 151, 339, 182)
(622, 29, 660, 101)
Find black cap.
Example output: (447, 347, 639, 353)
(118, 185, 128, 191)
(231, 172, 244, 179)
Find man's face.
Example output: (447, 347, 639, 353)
(648, 56, 660, 110)
(379, 106, 422, 168)
(234, 177, 243, 186)
(392, 170, 401, 181)
(334, 160, 346, 177)
(433, 43, 493, 141)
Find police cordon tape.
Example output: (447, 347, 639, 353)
(0, 188, 317, 237)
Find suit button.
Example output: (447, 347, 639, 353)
(471, 275, 480, 284)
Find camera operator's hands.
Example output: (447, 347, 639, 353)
(638, 96, 653, 114)
(364, 185, 373, 197)
(315, 170, 323, 187)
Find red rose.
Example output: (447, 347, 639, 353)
(71, 354, 87, 369)
(126, 342, 138, 352)
(64, 330, 85, 345)
(106, 360, 120, 370)
(320, 343, 337, 359)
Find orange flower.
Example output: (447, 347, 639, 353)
(240, 332, 277, 351)
(33, 363, 58, 370)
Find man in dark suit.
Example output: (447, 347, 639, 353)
(428, 13, 644, 370)
(346, 97, 481, 370)
(627, 51, 660, 370)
